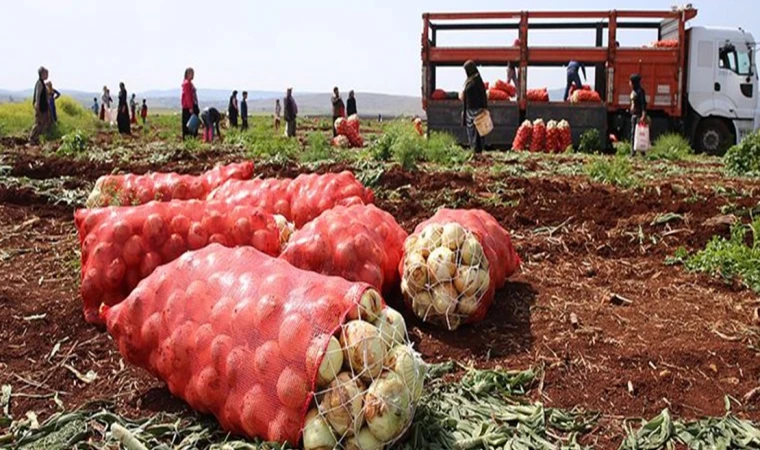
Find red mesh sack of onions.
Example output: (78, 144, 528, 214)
(280, 204, 407, 294)
(103, 244, 426, 448)
(75, 200, 288, 325)
(512, 120, 533, 151)
(570, 90, 602, 103)
(210, 171, 374, 228)
(493, 79, 516, 98)
(652, 39, 678, 48)
(526, 88, 550, 102)
(487, 89, 509, 101)
(398, 209, 521, 330)
(86, 162, 254, 208)
(529, 119, 546, 152)
(344, 115, 364, 148)
(545, 120, 560, 153)
(331, 135, 350, 148)
(558, 120, 573, 151)
(431, 89, 447, 100)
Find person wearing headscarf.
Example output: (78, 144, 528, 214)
(629, 73, 647, 155)
(100, 86, 112, 121)
(331, 87, 345, 137)
(130, 93, 137, 124)
(46, 81, 61, 123)
(240, 91, 249, 130)
(201, 106, 223, 143)
(347, 90, 357, 117)
(462, 60, 488, 153)
(228, 90, 239, 128)
(29, 66, 50, 144)
(181, 67, 199, 139)
(116, 82, 131, 134)
(284, 88, 298, 138)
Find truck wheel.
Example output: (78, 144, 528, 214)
(695, 119, 734, 156)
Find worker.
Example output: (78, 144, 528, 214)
(563, 61, 587, 101)
(201, 106, 223, 143)
(228, 90, 239, 128)
(462, 60, 488, 153)
(241, 91, 249, 130)
(629, 73, 647, 156)
(347, 90, 357, 117)
(331, 87, 345, 136)
(284, 88, 298, 138)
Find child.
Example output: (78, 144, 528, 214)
(274, 99, 281, 133)
(241, 91, 249, 130)
(92, 97, 99, 116)
(140, 99, 148, 124)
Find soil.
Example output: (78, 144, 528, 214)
(1, 149, 759, 448)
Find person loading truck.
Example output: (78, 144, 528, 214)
(563, 60, 586, 101)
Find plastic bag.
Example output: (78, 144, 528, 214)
(634, 121, 651, 152)
(87, 162, 254, 208)
(104, 244, 423, 446)
(75, 200, 281, 324)
(210, 171, 374, 228)
(399, 209, 521, 330)
(280, 204, 407, 294)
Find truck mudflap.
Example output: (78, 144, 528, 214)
(426, 100, 520, 147)
(526, 103, 608, 147)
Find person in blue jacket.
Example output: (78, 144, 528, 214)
(563, 61, 587, 101)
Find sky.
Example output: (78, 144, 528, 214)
(1, 0, 758, 96)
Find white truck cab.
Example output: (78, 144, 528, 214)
(686, 26, 759, 153)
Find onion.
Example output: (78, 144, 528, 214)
(364, 371, 412, 442)
(457, 293, 480, 316)
(419, 224, 443, 248)
(320, 372, 365, 436)
(403, 235, 419, 255)
(374, 307, 407, 348)
(409, 290, 434, 320)
(441, 223, 466, 251)
(273, 214, 295, 247)
(307, 335, 344, 388)
(403, 253, 428, 292)
(460, 236, 486, 267)
(453, 266, 479, 297)
(347, 289, 383, 322)
(340, 320, 386, 381)
(302, 409, 337, 450)
(344, 427, 385, 450)
(386, 345, 426, 402)
(431, 282, 458, 317)
(427, 247, 456, 283)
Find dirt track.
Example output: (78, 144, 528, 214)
(1, 146, 759, 447)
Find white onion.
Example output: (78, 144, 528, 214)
(307, 335, 344, 388)
(441, 223, 467, 251)
(431, 283, 458, 316)
(320, 372, 365, 436)
(340, 320, 387, 381)
(403, 235, 419, 255)
(419, 224, 443, 249)
(410, 290, 434, 320)
(344, 427, 385, 450)
(427, 247, 456, 283)
(403, 253, 428, 292)
(374, 307, 407, 348)
(386, 345, 426, 402)
(460, 236, 485, 267)
(347, 289, 383, 322)
(457, 293, 480, 316)
(302, 408, 337, 450)
(364, 371, 413, 442)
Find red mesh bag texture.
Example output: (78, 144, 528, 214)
(526, 88, 550, 102)
(487, 89, 509, 101)
(335, 117, 349, 136)
(512, 120, 532, 151)
(493, 79, 516, 98)
(398, 209, 521, 330)
(652, 39, 678, 48)
(104, 244, 424, 446)
(75, 200, 280, 325)
(431, 89, 447, 100)
(86, 162, 254, 208)
(529, 119, 546, 152)
(280, 204, 407, 294)
(568, 84, 591, 97)
(570, 90, 602, 103)
(210, 172, 374, 228)
(558, 120, 573, 151)
(545, 120, 560, 153)
(344, 115, 364, 148)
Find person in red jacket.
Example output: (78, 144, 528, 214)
(181, 67, 199, 139)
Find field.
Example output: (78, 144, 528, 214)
(1, 108, 759, 449)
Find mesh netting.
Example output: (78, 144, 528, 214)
(280, 204, 407, 294)
(209, 171, 374, 228)
(529, 119, 547, 153)
(399, 209, 521, 330)
(103, 244, 424, 447)
(75, 200, 283, 325)
(86, 162, 254, 207)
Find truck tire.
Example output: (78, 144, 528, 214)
(695, 118, 734, 156)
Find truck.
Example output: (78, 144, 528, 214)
(421, 6, 759, 154)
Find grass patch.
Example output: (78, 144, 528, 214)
(584, 155, 639, 188)
(0, 96, 97, 139)
(648, 133, 693, 161)
(725, 131, 760, 176)
(667, 219, 760, 292)
(299, 132, 333, 163)
(56, 130, 90, 157)
(369, 123, 469, 170)
(577, 129, 603, 154)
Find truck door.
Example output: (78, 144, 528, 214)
(716, 42, 756, 121)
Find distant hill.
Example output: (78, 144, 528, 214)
(0, 88, 425, 117)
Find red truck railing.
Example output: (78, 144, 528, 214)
(422, 8, 697, 117)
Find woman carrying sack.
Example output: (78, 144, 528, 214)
(462, 60, 489, 153)
(630, 73, 649, 156)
